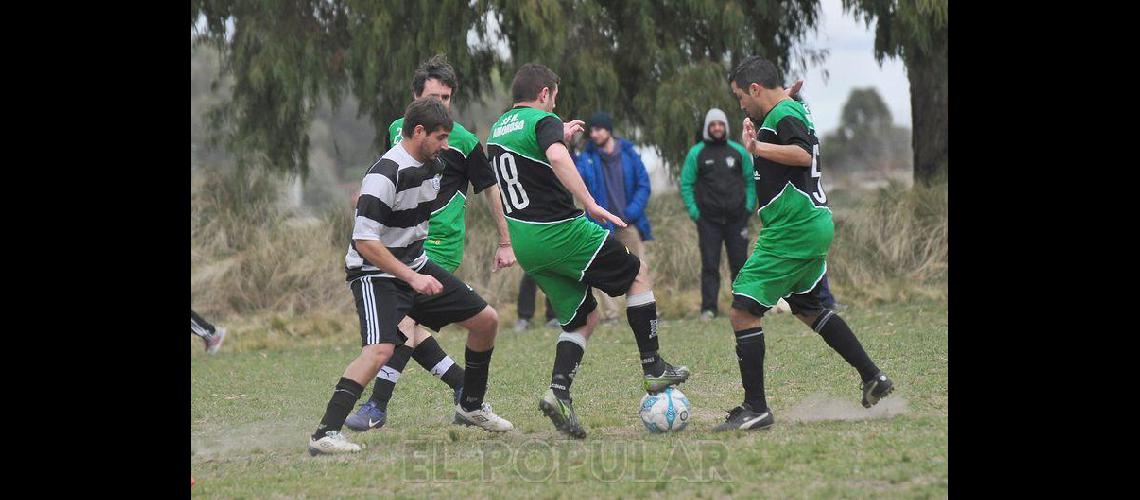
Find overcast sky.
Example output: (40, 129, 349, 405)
(794, 0, 911, 133)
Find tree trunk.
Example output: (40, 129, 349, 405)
(905, 37, 948, 185)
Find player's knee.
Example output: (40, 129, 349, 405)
(483, 306, 500, 327)
(637, 260, 652, 285)
(795, 312, 820, 329)
(409, 324, 432, 347)
(730, 307, 761, 331)
(360, 343, 395, 366)
(466, 306, 499, 334)
(581, 308, 599, 337)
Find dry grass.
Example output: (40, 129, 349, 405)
(191, 168, 946, 351)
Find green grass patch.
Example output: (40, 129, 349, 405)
(192, 300, 947, 497)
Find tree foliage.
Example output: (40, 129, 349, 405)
(822, 87, 911, 173)
(191, 0, 825, 178)
(842, 0, 947, 184)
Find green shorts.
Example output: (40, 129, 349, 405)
(731, 244, 828, 317)
(424, 193, 466, 273)
(509, 216, 640, 330)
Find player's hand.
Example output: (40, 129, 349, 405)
(742, 117, 760, 156)
(492, 244, 517, 272)
(408, 273, 444, 295)
(786, 79, 804, 99)
(563, 119, 585, 143)
(586, 202, 626, 228)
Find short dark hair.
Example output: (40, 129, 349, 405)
(401, 97, 453, 138)
(728, 56, 782, 91)
(412, 54, 458, 97)
(511, 63, 560, 103)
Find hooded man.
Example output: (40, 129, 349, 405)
(680, 108, 756, 321)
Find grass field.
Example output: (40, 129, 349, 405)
(191, 300, 947, 498)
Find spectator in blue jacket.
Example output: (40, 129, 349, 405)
(574, 111, 654, 321)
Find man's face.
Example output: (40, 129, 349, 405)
(708, 121, 726, 140)
(589, 126, 611, 146)
(414, 126, 451, 161)
(538, 85, 558, 112)
(730, 81, 764, 120)
(418, 79, 453, 111)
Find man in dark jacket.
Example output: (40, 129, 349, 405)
(574, 111, 653, 321)
(681, 108, 756, 321)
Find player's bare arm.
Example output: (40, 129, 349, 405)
(353, 239, 442, 294)
(742, 117, 812, 167)
(482, 184, 517, 271)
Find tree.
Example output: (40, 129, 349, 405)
(191, 0, 826, 179)
(192, 0, 498, 177)
(822, 87, 912, 174)
(842, 0, 947, 184)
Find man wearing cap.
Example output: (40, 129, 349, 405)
(574, 111, 654, 322)
(681, 108, 756, 321)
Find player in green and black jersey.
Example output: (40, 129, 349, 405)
(714, 56, 894, 432)
(486, 63, 690, 439)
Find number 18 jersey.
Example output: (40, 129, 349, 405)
(486, 106, 584, 223)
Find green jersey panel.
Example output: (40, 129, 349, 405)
(424, 192, 466, 273)
(752, 99, 833, 258)
(384, 118, 497, 270)
(508, 216, 607, 324)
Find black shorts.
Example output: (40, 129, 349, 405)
(349, 260, 489, 346)
(563, 234, 642, 331)
(731, 275, 827, 319)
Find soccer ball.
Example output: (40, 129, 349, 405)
(639, 387, 690, 433)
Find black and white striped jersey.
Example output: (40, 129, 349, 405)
(345, 144, 445, 282)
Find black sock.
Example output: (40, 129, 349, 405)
(626, 293, 662, 376)
(190, 310, 215, 339)
(411, 337, 465, 390)
(812, 311, 879, 382)
(367, 345, 413, 412)
(550, 331, 586, 401)
(734, 326, 769, 413)
(460, 347, 493, 411)
(313, 377, 364, 440)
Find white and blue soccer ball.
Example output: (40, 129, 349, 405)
(639, 387, 690, 433)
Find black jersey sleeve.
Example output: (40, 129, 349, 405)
(467, 142, 497, 193)
(776, 116, 814, 156)
(535, 116, 565, 154)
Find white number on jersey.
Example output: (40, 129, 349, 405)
(809, 144, 827, 204)
(493, 153, 530, 212)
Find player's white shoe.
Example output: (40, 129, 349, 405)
(453, 402, 514, 432)
(308, 431, 362, 456)
(205, 327, 226, 354)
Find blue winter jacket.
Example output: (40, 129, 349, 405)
(574, 138, 653, 241)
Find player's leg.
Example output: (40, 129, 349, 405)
(786, 261, 893, 408)
(724, 217, 749, 282)
(345, 317, 417, 432)
(407, 261, 512, 431)
(407, 324, 466, 403)
(713, 248, 796, 432)
(696, 218, 724, 319)
(532, 271, 598, 439)
(309, 276, 410, 454)
(508, 217, 605, 438)
(516, 273, 538, 330)
(191, 309, 225, 354)
(580, 230, 690, 393)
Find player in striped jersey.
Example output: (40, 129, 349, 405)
(345, 54, 518, 433)
(309, 98, 512, 456)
